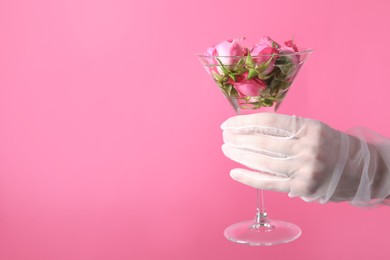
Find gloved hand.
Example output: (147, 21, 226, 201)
(221, 113, 390, 206)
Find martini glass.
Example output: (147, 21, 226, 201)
(197, 49, 312, 246)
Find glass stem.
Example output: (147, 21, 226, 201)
(255, 189, 268, 225)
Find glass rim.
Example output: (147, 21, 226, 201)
(196, 49, 313, 58)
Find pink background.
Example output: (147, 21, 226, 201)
(1, 0, 390, 259)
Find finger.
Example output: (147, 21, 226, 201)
(299, 196, 318, 202)
(222, 144, 293, 176)
(223, 130, 297, 156)
(221, 113, 300, 137)
(230, 168, 290, 192)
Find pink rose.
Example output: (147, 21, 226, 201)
(231, 73, 266, 97)
(251, 36, 280, 74)
(280, 40, 300, 65)
(251, 36, 280, 56)
(284, 40, 299, 52)
(207, 37, 245, 65)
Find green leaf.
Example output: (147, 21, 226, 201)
(260, 88, 270, 97)
(237, 58, 245, 66)
(216, 58, 230, 75)
(230, 86, 238, 96)
(269, 79, 282, 94)
(225, 84, 232, 96)
(235, 66, 247, 76)
(279, 81, 291, 90)
(245, 53, 255, 68)
(258, 73, 273, 80)
(261, 98, 275, 107)
(275, 56, 290, 65)
(257, 56, 274, 74)
(247, 69, 258, 80)
(212, 71, 223, 82)
(219, 83, 238, 97)
(270, 78, 280, 88)
(277, 63, 293, 75)
(228, 73, 237, 81)
(219, 85, 229, 96)
(271, 40, 280, 49)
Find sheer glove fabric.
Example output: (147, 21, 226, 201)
(221, 113, 390, 206)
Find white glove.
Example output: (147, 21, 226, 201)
(221, 113, 390, 206)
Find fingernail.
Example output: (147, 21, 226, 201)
(230, 169, 241, 180)
(288, 193, 296, 198)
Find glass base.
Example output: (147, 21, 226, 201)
(224, 219, 301, 246)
